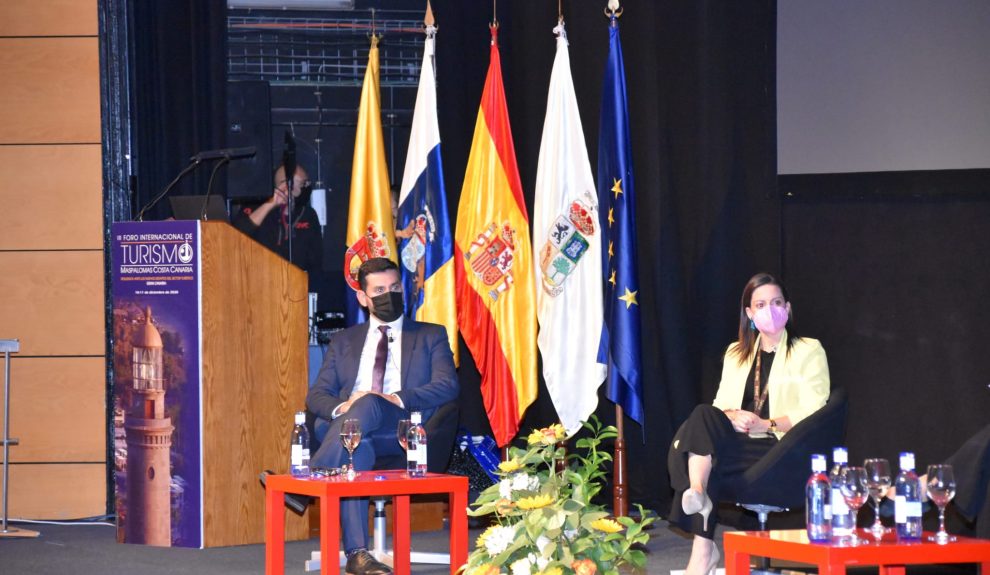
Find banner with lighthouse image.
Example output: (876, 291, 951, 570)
(111, 220, 203, 548)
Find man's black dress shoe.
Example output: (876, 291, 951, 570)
(345, 549, 393, 575)
(259, 470, 310, 515)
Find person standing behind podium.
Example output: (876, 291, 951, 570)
(232, 163, 323, 291)
(306, 257, 458, 575)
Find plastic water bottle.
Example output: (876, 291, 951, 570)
(829, 447, 855, 539)
(895, 452, 923, 540)
(406, 411, 428, 477)
(290, 411, 310, 477)
(806, 454, 832, 542)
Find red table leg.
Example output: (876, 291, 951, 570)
(393, 494, 411, 575)
(265, 487, 286, 575)
(449, 486, 468, 575)
(724, 546, 751, 575)
(322, 495, 340, 575)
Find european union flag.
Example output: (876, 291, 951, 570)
(597, 14, 644, 425)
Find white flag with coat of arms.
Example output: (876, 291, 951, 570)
(533, 21, 606, 437)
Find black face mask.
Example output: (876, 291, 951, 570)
(369, 291, 403, 323)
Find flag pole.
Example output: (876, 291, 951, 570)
(613, 403, 628, 517)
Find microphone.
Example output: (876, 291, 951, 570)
(282, 132, 296, 191)
(282, 131, 296, 263)
(190, 146, 257, 162)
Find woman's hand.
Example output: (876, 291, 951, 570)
(725, 409, 769, 434)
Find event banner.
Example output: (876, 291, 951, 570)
(111, 221, 202, 548)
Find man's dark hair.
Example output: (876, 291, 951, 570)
(357, 257, 399, 290)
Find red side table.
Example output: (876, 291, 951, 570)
(265, 470, 469, 575)
(724, 529, 990, 575)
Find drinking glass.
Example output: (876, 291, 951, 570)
(396, 419, 412, 451)
(340, 418, 362, 478)
(837, 466, 870, 545)
(864, 458, 893, 538)
(926, 464, 957, 544)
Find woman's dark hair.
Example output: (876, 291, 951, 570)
(731, 272, 800, 364)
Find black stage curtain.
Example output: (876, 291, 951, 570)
(434, 0, 779, 514)
(782, 170, 990, 484)
(130, 0, 227, 220)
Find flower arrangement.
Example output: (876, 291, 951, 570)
(463, 417, 654, 575)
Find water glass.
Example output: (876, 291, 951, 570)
(926, 464, 957, 544)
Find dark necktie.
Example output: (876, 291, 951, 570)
(371, 325, 389, 394)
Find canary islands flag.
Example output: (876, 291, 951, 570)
(455, 26, 537, 447)
(598, 14, 644, 425)
(397, 26, 458, 364)
(343, 36, 397, 324)
(533, 21, 606, 437)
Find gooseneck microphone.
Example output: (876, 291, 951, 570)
(190, 146, 257, 162)
(282, 131, 297, 263)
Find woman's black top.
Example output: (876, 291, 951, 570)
(741, 349, 775, 418)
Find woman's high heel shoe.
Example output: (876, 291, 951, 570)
(704, 540, 721, 575)
(686, 538, 720, 575)
(682, 489, 714, 532)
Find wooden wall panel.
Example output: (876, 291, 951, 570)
(0, 0, 98, 37)
(0, 145, 103, 250)
(0, 357, 105, 463)
(0, 38, 100, 144)
(0, 251, 105, 356)
(8, 464, 105, 519)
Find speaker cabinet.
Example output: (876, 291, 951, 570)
(226, 80, 272, 199)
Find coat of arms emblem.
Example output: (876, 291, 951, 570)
(343, 221, 391, 291)
(539, 200, 596, 297)
(464, 221, 516, 302)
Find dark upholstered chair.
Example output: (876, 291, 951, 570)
(722, 386, 849, 529)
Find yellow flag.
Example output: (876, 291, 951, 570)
(343, 36, 397, 291)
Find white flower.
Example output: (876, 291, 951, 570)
(534, 554, 549, 572)
(484, 525, 516, 556)
(511, 556, 532, 575)
(499, 479, 513, 500)
(529, 475, 541, 491)
(509, 472, 541, 493)
(535, 535, 551, 553)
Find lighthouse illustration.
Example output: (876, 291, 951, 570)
(124, 306, 174, 546)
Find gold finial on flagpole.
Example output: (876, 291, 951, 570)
(424, 0, 435, 28)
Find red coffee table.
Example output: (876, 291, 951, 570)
(265, 470, 469, 575)
(724, 529, 990, 575)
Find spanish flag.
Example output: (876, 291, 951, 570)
(343, 36, 397, 313)
(454, 26, 537, 447)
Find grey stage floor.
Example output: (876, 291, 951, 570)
(1, 520, 981, 575)
(0, 519, 707, 575)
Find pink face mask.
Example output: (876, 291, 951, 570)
(752, 305, 788, 334)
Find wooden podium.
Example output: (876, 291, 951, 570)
(111, 220, 309, 547)
(199, 222, 310, 547)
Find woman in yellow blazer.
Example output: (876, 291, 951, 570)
(668, 273, 830, 575)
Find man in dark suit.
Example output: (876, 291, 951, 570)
(307, 257, 458, 575)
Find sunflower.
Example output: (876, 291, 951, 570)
(516, 494, 554, 510)
(589, 518, 623, 533)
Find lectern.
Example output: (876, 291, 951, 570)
(111, 220, 309, 547)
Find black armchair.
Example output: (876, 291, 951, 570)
(722, 386, 849, 529)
